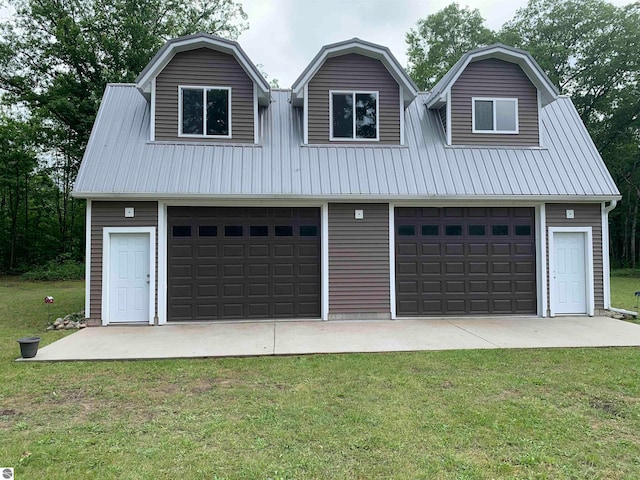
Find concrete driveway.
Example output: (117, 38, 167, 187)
(19, 315, 640, 361)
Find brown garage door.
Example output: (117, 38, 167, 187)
(395, 207, 536, 316)
(168, 207, 321, 321)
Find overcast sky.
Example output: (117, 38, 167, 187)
(238, 0, 634, 87)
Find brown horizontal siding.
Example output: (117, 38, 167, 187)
(155, 48, 254, 143)
(451, 59, 539, 146)
(308, 54, 400, 144)
(90, 202, 158, 322)
(546, 203, 603, 310)
(328, 203, 390, 314)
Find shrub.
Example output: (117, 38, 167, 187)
(22, 259, 85, 281)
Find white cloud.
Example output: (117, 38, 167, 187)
(238, 0, 635, 87)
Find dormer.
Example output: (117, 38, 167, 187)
(136, 33, 270, 144)
(291, 38, 418, 145)
(426, 44, 559, 147)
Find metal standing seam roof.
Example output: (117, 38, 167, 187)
(73, 85, 620, 200)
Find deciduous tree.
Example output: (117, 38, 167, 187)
(406, 3, 495, 90)
(0, 0, 248, 268)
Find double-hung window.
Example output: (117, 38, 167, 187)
(330, 91, 378, 141)
(179, 86, 231, 138)
(472, 97, 518, 134)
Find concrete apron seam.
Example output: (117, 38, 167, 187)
(445, 319, 501, 348)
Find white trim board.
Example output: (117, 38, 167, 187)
(537, 203, 547, 317)
(388, 203, 396, 319)
(548, 226, 594, 317)
(321, 202, 329, 320)
(101, 227, 156, 326)
(84, 200, 92, 318)
(157, 202, 168, 325)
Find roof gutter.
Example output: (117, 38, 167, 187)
(71, 192, 622, 203)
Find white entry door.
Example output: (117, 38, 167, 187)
(109, 233, 150, 322)
(552, 232, 587, 314)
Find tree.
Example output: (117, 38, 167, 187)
(405, 0, 640, 268)
(0, 0, 248, 263)
(500, 0, 640, 267)
(406, 3, 496, 90)
(0, 115, 39, 270)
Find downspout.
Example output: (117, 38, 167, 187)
(603, 201, 635, 316)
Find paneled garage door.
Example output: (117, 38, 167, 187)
(168, 207, 321, 321)
(395, 207, 536, 316)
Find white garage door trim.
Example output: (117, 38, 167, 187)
(102, 227, 156, 326)
(548, 227, 594, 317)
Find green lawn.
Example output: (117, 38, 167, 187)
(611, 274, 640, 313)
(2, 277, 640, 479)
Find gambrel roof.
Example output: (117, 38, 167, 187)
(73, 85, 619, 200)
(426, 43, 559, 109)
(291, 38, 419, 108)
(135, 32, 270, 106)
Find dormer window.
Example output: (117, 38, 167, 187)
(179, 86, 231, 138)
(330, 91, 378, 141)
(472, 97, 518, 134)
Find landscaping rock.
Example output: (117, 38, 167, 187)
(47, 310, 88, 332)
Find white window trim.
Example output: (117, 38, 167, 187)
(548, 227, 594, 317)
(329, 90, 380, 142)
(101, 227, 156, 326)
(178, 85, 232, 139)
(472, 97, 519, 134)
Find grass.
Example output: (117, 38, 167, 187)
(1, 277, 640, 479)
(611, 272, 640, 313)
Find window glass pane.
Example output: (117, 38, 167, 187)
(172, 225, 191, 237)
(300, 225, 318, 237)
(496, 99, 516, 131)
(225, 225, 243, 237)
(199, 225, 217, 237)
(469, 225, 486, 236)
(332, 93, 353, 138)
(206, 89, 229, 136)
(355, 93, 377, 139)
(492, 225, 509, 236)
(250, 225, 268, 236)
(182, 88, 203, 134)
(474, 100, 493, 131)
(275, 225, 293, 236)
(398, 225, 415, 236)
(515, 225, 531, 236)
(421, 225, 438, 236)
(446, 225, 462, 236)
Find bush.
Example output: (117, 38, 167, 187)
(611, 268, 640, 278)
(22, 259, 85, 281)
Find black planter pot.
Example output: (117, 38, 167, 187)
(17, 336, 41, 358)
